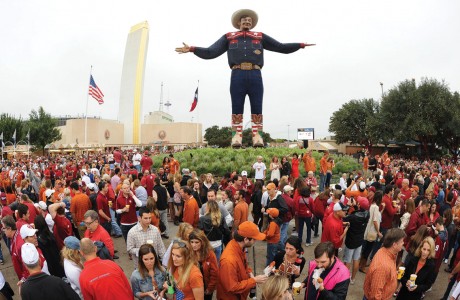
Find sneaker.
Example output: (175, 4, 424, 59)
(444, 258, 449, 264)
(306, 243, 313, 247)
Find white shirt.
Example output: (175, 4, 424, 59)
(252, 162, 266, 180)
(132, 153, 142, 166)
(63, 258, 83, 299)
(45, 213, 55, 232)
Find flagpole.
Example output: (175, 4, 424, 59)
(0, 132, 3, 163)
(84, 65, 92, 147)
(196, 80, 199, 147)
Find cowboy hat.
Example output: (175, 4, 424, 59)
(231, 9, 258, 30)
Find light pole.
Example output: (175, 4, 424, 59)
(380, 82, 384, 99)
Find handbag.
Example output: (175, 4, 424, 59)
(366, 205, 378, 242)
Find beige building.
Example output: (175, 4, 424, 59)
(141, 122, 202, 145)
(55, 118, 124, 146)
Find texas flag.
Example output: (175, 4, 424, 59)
(189, 87, 198, 112)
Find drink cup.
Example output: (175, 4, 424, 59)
(392, 201, 397, 207)
(410, 274, 417, 286)
(108, 201, 112, 207)
(146, 240, 153, 245)
(292, 282, 301, 295)
(165, 292, 174, 299)
(397, 267, 405, 280)
(126, 204, 130, 210)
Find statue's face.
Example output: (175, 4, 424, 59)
(238, 16, 252, 31)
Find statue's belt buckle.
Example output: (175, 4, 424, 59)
(240, 62, 253, 70)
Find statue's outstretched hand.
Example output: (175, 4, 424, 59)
(175, 42, 191, 54)
(304, 43, 316, 47)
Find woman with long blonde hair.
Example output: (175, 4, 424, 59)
(61, 236, 84, 298)
(189, 230, 218, 300)
(198, 200, 230, 261)
(261, 275, 293, 300)
(162, 223, 194, 266)
(168, 239, 204, 299)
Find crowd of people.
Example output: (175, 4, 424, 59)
(1, 148, 460, 299)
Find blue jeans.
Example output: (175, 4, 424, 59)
(319, 173, 327, 192)
(230, 69, 263, 114)
(213, 244, 223, 263)
(280, 222, 289, 245)
(298, 216, 312, 244)
(267, 242, 278, 265)
(110, 208, 122, 236)
(370, 227, 388, 261)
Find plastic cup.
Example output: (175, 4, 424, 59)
(292, 282, 301, 295)
(397, 267, 405, 280)
(108, 201, 112, 207)
(126, 204, 130, 210)
(146, 240, 153, 245)
(410, 274, 417, 287)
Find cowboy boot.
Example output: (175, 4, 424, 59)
(251, 114, 264, 147)
(231, 114, 243, 148)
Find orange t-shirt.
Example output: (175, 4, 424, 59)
(6, 193, 16, 205)
(70, 192, 92, 224)
(150, 211, 160, 229)
(174, 265, 203, 300)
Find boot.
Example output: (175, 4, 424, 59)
(231, 114, 243, 148)
(359, 257, 367, 273)
(251, 114, 264, 147)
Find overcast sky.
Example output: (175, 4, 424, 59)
(1, 0, 459, 140)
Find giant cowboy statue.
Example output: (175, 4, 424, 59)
(175, 9, 315, 148)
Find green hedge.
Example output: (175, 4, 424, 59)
(152, 148, 361, 178)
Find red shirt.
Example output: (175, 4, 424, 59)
(84, 225, 114, 257)
(141, 175, 155, 197)
(80, 257, 133, 300)
(96, 192, 110, 224)
(116, 193, 137, 225)
(24, 202, 39, 226)
(381, 194, 397, 229)
(321, 214, 344, 249)
(140, 156, 153, 173)
(53, 215, 73, 250)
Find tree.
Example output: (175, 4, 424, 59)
(204, 126, 231, 148)
(380, 78, 460, 157)
(0, 113, 24, 143)
(27, 106, 61, 154)
(328, 98, 381, 152)
(242, 128, 273, 147)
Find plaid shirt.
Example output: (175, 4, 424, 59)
(127, 222, 166, 268)
(363, 247, 398, 300)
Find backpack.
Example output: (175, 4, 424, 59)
(94, 241, 113, 260)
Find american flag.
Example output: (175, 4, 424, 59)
(89, 75, 104, 104)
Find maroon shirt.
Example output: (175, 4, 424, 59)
(96, 192, 110, 224)
(116, 193, 137, 225)
(381, 194, 397, 229)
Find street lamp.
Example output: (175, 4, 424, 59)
(380, 82, 384, 99)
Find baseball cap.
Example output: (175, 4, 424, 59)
(241, 170, 248, 177)
(45, 189, 55, 198)
(411, 186, 419, 193)
(20, 225, 38, 239)
(87, 183, 96, 191)
(359, 181, 366, 190)
(267, 208, 279, 218)
(64, 236, 80, 250)
(21, 243, 39, 265)
(266, 183, 276, 190)
(133, 149, 137, 153)
(237, 221, 266, 240)
(368, 186, 376, 193)
(283, 185, 294, 192)
(333, 202, 349, 212)
(356, 196, 370, 210)
(102, 174, 111, 181)
(38, 201, 47, 211)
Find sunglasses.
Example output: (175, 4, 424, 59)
(173, 240, 187, 248)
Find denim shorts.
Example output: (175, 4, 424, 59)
(343, 245, 362, 263)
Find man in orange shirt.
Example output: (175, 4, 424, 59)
(217, 221, 267, 300)
(69, 182, 92, 239)
(180, 186, 199, 227)
(233, 190, 248, 232)
(363, 152, 369, 180)
(168, 154, 180, 175)
(319, 151, 329, 192)
(363, 228, 406, 300)
(302, 150, 316, 175)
